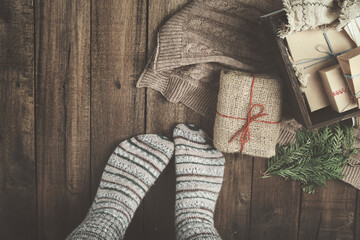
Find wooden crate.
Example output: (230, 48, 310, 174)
(262, 12, 360, 129)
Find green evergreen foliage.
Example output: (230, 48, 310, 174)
(263, 123, 357, 194)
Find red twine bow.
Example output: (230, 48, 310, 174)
(216, 76, 279, 154)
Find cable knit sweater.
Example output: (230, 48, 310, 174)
(137, 0, 282, 118)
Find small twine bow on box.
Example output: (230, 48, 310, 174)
(216, 76, 280, 154)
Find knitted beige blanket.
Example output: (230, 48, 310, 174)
(137, 0, 283, 118)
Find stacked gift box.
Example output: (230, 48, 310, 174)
(263, 14, 360, 129)
(286, 27, 360, 114)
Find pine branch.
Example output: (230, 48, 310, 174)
(263, 123, 356, 194)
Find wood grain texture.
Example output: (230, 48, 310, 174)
(144, 1, 197, 239)
(298, 181, 357, 240)
(90, 1, 147, 239)
(2, 1, 360, 239)
(215, 154, 253, 240)
(0, 0, 35, 239)
(35, 0, 91, 239)
(144, 0, 253, 240)
(355, 192, 360, 240)
(250, 158, 301, 240)
(145, 1, 253, 240)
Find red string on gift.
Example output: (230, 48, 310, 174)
(216, 75, 280, 154)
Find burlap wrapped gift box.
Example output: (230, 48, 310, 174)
(213, 70, 282, 158)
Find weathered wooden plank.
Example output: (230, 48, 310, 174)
(0, 1, 35, 239)
(214, 154, 253, 240)
(144, 1, 202, 239)
(90, 1, 147, 239)
(35, 0, 91, 239)
(145, 1, 254, 239)
(250, 158, 301, 240)
(355, 192, 360, 240)
(298, 181, 357, 240)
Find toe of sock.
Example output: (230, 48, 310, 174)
(135, 134, 175, 159)
(173, 124, 210, 143)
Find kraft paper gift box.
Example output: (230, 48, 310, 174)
(337, 46, 360, 108)
(319, 64, 357, 113)
(286, 29, 356, 112)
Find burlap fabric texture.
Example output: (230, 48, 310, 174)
(213, 70, 282, 158)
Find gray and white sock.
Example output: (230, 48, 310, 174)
(67, 134, 174, 240)
(174, 124, 225, 240)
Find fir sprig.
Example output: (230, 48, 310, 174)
(263, 123, 356, 194)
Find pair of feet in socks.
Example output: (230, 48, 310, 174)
(67, 124, 225, 240)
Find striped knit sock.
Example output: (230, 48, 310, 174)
(67, 134, 174, 240)
(174, 124, 225, 240)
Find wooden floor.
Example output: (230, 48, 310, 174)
(1, 0, 360, 239)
